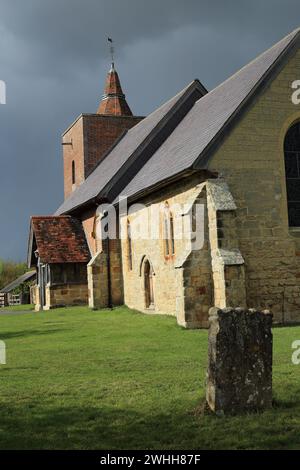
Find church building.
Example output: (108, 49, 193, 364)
(28, 28, 300, 327)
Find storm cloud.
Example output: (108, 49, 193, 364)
(0, 0, 299, 260)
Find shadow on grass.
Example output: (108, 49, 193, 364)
(272, 322, 300, 328)
(0, 310, 34, 316)
(0, 403, 217, 450)
(0, 328, 69, 340)
(272, 396, 300, 409)
(0, 397, 300, 450)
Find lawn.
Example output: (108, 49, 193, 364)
(0, 305, 299, 450)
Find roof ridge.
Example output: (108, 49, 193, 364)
(125, 79, 203, 136)
(115, 27, 300, 203)
(56, 79, 206, 214)
(75, 84, 196, 178)
(195, 28, 300, 106)
(99, 80, 206, 200)
(192, 27, 300, 168)
(0, 271, 36, 294)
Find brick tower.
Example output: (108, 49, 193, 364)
(62, 62, 143, 199)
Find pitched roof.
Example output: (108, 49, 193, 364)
(97, 63, 133, 116)
(56, 79, 207, 215)
(0, 271, 36, 294)
(28, 216, 90, 266)
(116, 28, 300, 202)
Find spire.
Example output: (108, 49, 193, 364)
(97, 39, 133, 116)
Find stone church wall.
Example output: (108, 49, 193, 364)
(208, 46, 300, 323)
(44, 283, 88, 309)
(84, 210, 124, 309)
(120, 175, 211, 326)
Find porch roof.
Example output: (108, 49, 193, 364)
(28, 216, 90, 266)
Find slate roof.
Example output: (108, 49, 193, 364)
(28, 216, 90, 265)
(0, 271, 36, 294)
(117, 28, 300, 202)
(57, 27, 300, 213)
(56, 79, 207, 215)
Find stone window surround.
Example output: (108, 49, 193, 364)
(162, 201, 175, 260)
(139, 255, 156, 310)
(127, 218, 133, 271)
(279, 113, 300, 234)
(284, 120, 300, 228)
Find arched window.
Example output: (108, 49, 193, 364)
(170, 213, 175, 255)
(163, 208, 170, 256)
(144, 259, 155, 308)
(127, 219, 133, 270)
(72, 160, 76, 185)
(163, 203, 175, 258)
(284, 121, 300, 227)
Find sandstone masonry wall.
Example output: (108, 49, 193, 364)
(208, 47, 300, 323)
(44, 283, 88, 309)
(120, 175, 212, 326)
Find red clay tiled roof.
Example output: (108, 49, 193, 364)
(97, 64, 133, 116)
(30, 216, 90, 264)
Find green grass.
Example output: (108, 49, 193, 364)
(0, 305, 300, 450)
(0, 304, 34, 311)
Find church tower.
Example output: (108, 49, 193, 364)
(97, 63, 133, 116)
(62, 61, 143, 200)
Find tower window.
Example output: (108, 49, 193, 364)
(284, 121, 300, 227)
(72, 160, 76, 185)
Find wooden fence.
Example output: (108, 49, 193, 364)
(0, 293, 22, 307)
(0, 293, 7, 307)
(9, 294, 21, 305)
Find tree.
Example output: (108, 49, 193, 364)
(0, 260, 28, 290)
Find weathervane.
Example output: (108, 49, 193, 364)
(108, 37, 114, 68)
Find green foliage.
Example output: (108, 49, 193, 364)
(0, 259, 28, 290)
(0, 305, 299, 449)
(11, 280, 34, 296)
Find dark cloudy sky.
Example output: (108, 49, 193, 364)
(0, 0, 299, 261)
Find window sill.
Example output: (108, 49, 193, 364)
(146, 304, 155, 311)
(164, 255, 176, 261)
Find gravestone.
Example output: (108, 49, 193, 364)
(206, 307, 273, 415)
(0, 340, 6, 365)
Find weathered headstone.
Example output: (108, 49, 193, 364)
(206, 307, 273, 415)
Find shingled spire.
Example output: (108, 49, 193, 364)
(97, 63, 133, 116)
